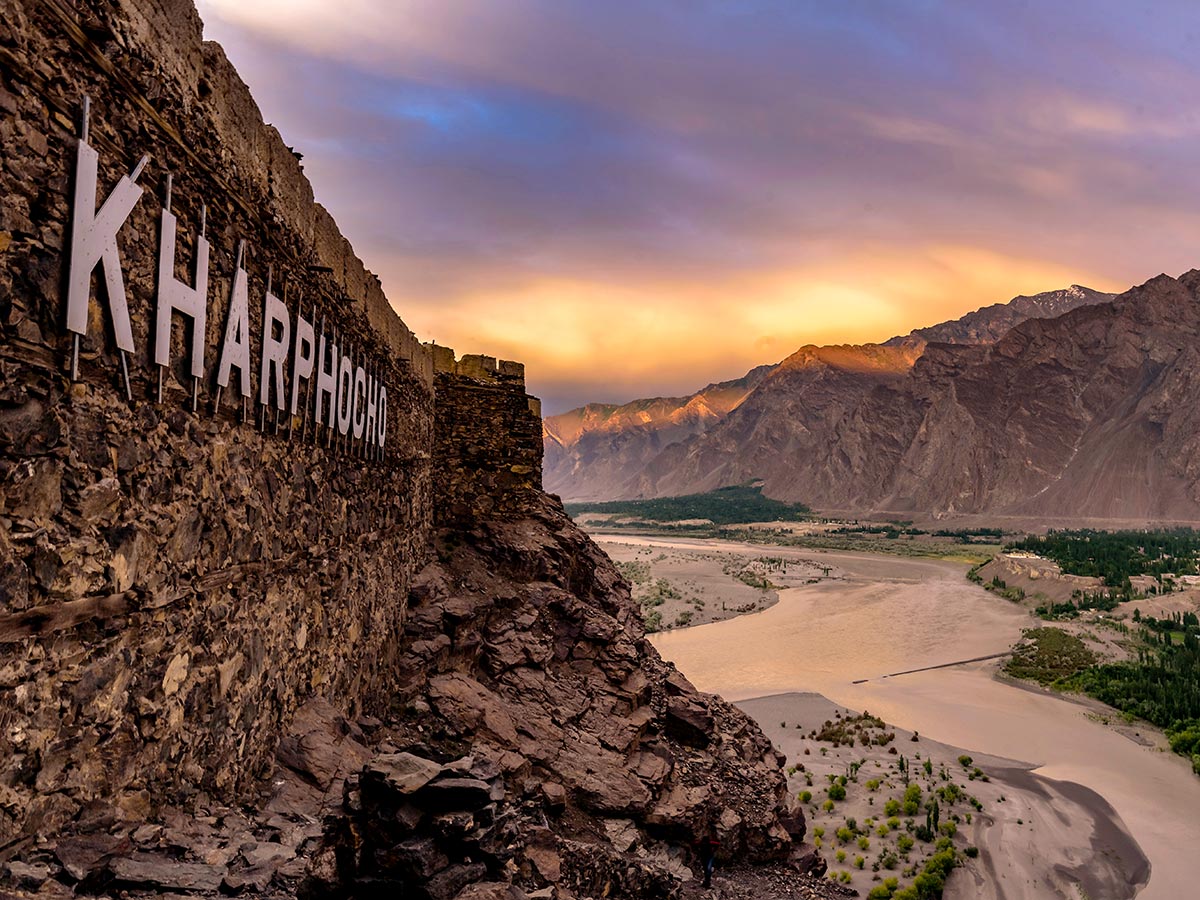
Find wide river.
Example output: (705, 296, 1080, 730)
(625, 536, 1200, 900)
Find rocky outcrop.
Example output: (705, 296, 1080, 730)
(322, 493, 802, 897)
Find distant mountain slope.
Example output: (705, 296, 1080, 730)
(546, 285, 1113, 504)
(543, 366, 774, 501)
(641, 273, 1200, 519)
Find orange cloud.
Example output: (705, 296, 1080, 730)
(397, 243, 1123, 409)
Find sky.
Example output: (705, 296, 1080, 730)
(195, 0, 1200, 413)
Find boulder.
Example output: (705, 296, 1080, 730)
(427, 862, 489, 900)
(364, 753, 444, 797)
(664, 696, 713, 747)
(416, 777, 495, 812)
(107, 854, 226, 892)
(778, 798, 807, 843)
(53, 834, 130, 881)
(787, 844, 827, 877)
(454, 884, 528, 900)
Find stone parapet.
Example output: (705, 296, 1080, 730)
(433, 357, 544, 524)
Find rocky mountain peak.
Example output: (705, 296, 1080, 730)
(547, 283, 1114, 504)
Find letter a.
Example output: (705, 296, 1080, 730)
(66, 138, 145, 352)
(216, 245, 252, 399)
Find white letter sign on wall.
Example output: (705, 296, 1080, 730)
(336, 350, 353, 436)
(61, 101, 390, 459)
(290, 309, 315, 418)
(259, 288, 290, 412)
(154, 178, 209, 380)
(66, 134, 147, 379)
(216, 243, 253, 401)
(314, 328, 338, 430)
(377, 385, 387, 450)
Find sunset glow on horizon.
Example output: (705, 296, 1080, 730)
(196, 0, 1200, 412)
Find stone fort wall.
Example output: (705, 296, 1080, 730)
(430, 346, 544, 524)
(0, 0, 538, 841)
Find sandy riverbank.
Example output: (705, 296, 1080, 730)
(638, 539, 1200, 899)
(740, 692, 1147, 900)
(596, 537, 837, 631)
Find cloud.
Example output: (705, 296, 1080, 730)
(399, 242, 1120, 412)
(194, 0, 1200, 412)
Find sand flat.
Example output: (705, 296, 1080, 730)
(643, 540, 1200, 899)
(740, 692, 1148, 900)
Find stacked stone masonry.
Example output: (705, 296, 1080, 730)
(0, 0, 534, 843)
(431, 346, 544, 525)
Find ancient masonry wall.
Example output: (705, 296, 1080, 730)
(431, 346, 544, 525)
(0, 0, 541, 842)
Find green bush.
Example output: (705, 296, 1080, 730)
(566, 483, 812, 525)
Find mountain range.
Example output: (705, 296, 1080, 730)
(542, 280, 1200, 520)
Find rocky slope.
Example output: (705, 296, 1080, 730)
(1, 494, 833, 899)
(886, 284, 1114, 349)
(543, 367, 774, 502)
(548, 285, 1113, 505)
(642, 273, 1200, 520)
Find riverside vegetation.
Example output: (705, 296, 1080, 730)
(1002, 615, 1200, 776)
(572, 486, 1003, 562)
(1008, 528, 1200, 598)
(784, 711, 983, 900)
(567, 482, 812, 526)
(986, 530, 1200, 775)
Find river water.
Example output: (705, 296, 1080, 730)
(635, 538, 1200, 900)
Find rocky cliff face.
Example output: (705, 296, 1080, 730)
(550, 286, 1113, 506)
(634, 344, 921, 502)
(316, 493, 807, 898)
(639, 275, 1200, 520)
